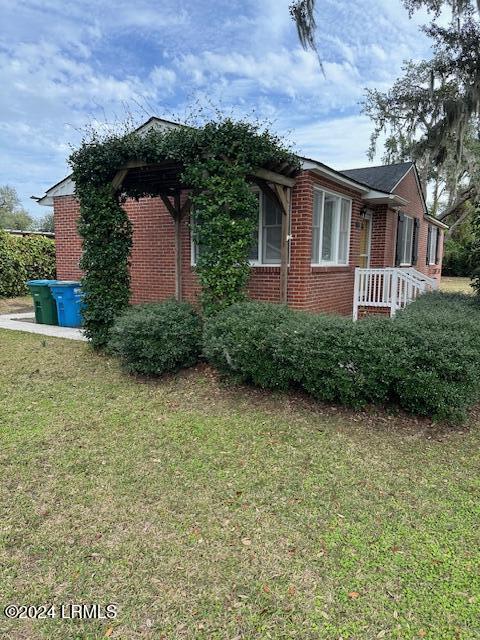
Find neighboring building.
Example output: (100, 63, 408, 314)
(37, 118, 447, 318)
(3, 229, 55, 239)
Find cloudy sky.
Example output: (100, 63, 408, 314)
(1, 0, 436, 217)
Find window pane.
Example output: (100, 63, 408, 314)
(249, 234, 259, 261)
(429, 226, 438, 264)
(311, 190, 322, 263)
(263, 226, 281, 263)
(249, 195, 260, 261)
(338, 199, 350, 264)
(264, 195, 282, 226)
(321, 194, 336, 261)
(313, 190, 323, 227)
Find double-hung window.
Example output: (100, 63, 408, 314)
(398, 214, 415, 266)
(427, 224, 439, 265)
(192, 190, 283, 266)
(311, 188, 351, 266)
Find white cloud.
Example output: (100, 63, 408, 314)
(150, 66, 177, 94)
(0, 0, 438, 216)
(290, 115, 380, 169)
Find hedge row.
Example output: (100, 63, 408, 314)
(0, 229, 56, 297)
(109, 293, 480, 423)
(203, 294, 480, 423)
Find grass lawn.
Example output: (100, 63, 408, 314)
(0, 330, 479, 640)
(440, 277, 473, 294)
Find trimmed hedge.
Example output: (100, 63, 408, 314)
(203, 294, 480, 423)
(108, 300, 203, 376)
(0, 229, 56, 298)
(203, 301, 295, 389)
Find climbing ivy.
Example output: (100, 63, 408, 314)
(69, 118, 299, 348)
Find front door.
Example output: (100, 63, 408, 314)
(358, 214, 372, 268)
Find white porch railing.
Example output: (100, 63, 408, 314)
(353, 267, 437, 320)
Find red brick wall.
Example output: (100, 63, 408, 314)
(53, 172, 368, 315)
(53, 195, 83, 280)
(291, 173, 365, 315)
(52, 166, 444, 317)
(369, 205, 397, 268)
(392, 167, 443, 285)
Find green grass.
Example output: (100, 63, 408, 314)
(440, 277, 473, 294)
(0, 330, 479, 639)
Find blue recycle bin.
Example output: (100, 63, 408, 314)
(48, 281, 83, 328)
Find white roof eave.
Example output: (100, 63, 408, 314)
(425, 214, 449, 230)
(37, 175, 75, 206)
(362, 191, 409, 207)
(301, 161, 370, 194)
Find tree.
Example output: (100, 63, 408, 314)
(363, 58, 480, 232)
(35, 212, 55, 233)
(0, 185, 34, 230)
(289, 1, 320, 63)
(290, 0, 480, 181)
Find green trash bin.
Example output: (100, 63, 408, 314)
(27, 280, 59, 325)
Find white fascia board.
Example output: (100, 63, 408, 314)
(362, 190, 409, 207)
(425, 214, 449, 230)
(301, 160, 370, 193)
(134, 117, 183, 136)
(37, 175, 75, 206)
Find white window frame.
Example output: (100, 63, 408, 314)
(311, 187, 352, 267)
(400, 214, 415, 267)
(191, 188, 284, 267)
(428, 225, 438, 265)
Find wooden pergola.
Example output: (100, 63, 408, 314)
(112, 160, 297, 304)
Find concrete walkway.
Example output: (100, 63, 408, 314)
(0, 312, 87, 341)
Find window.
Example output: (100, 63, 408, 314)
(262, 193, 282, 264)
(427, 225, 439, 265)
(311, 188, 351, 265)
(191, 190, 283, 266)
(398, 214, 415, 266)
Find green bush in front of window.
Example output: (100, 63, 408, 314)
(108, 300, 203, 376)
(203, 294, 480, 423)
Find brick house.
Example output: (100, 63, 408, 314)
(37, 117, 447, 318)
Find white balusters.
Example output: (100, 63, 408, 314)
(353, 267, 435, 320)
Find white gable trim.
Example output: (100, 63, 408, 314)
(37, 175, 75, 206)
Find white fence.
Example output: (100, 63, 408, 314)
(353, 267, 437, 320)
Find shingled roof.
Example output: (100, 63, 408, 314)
(340, 161, 413, 193)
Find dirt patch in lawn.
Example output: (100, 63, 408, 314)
(0, 295, 33, 314)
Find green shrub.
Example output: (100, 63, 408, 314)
(0, 230, 55, 298)
(272, 312, 363, 406)
(203, 301, 294, 389)
(442, 237, 473, 277)
(390, 292, 480, 422)
(203, 295, 480, 423)
(108, 300, 203, 376)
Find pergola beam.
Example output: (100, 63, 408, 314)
(252, 168, 295, 188)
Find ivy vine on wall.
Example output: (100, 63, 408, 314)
(69, 118, 300, 349)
